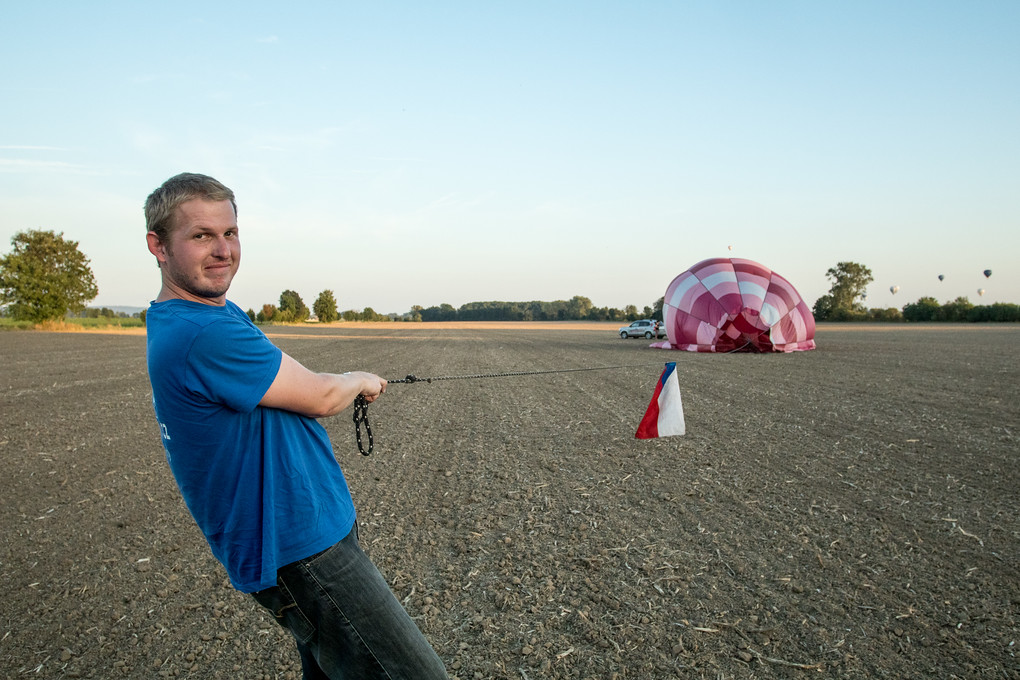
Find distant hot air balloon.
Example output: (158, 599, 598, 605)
(983, 269, 992, 278)
(978, 288, 985, 296)
(861, 293, 868, 301)
(938, 274, 945, 281)
(890, 285, 900, 294)
(727, 245, 733, 251)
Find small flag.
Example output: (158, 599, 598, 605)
(635, 362, 686, 439)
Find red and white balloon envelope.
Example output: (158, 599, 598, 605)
(652, 257, 816, 353)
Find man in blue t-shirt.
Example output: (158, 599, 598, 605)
(144, 172, 448, 680)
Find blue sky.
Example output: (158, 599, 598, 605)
(2, 1, 1017, 315)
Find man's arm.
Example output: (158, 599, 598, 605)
(259, 352, 387, 418)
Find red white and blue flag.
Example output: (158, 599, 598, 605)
(635, 362, 686, 439)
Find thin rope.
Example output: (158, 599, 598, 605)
(352, 363, 662, 455)
(386, 363, 660, 384)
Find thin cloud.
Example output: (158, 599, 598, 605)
(0, 158, 89, 174)
(256, 35, 279, 44)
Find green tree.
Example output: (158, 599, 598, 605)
(279, 289, 309, 322)
(421, 303, 457, 321)
(313, 290, 339, 323)
(566, 295, 593, 320)
(0, 229, 99, 322)
(940, 296, 973, 322)
(812, 294, 835, 320)
(902, 296, 941, 322)
(867, 307, 902, 322)
(246, 308, 256, 322)
(257, 303, 278, 323)
(361, 307, 382, 321)
(814, 262, 873, 320)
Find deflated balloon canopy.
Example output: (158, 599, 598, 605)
(654, 257, 815, 353)
(984, 269, 992, 278)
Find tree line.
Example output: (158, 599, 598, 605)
(812, 261, 1020, 322)
(409, 297, 660, 322)
(243, 292, 662, 324)
(2, 230, 1018, 324)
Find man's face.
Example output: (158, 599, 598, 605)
(148, 198, 240, 305)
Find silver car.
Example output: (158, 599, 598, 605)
(618, 319, 665, 339)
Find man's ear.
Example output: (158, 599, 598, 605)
(146, 232, 168, 266)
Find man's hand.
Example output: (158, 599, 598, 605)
(346, 370, 387, 404)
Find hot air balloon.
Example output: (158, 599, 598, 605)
(727, 245, 733, 251)
(890, 285, 900, 294)
(978, 288, 985, 296)
(938, 274, 945, 281)
(983, 269, 992, 278)
(654, 257, 815, 353)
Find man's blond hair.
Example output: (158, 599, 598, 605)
(145, 173, 237, 242)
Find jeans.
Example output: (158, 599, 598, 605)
(252, 527, 449, 679)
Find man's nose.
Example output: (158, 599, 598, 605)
(212, 235, 231, 257)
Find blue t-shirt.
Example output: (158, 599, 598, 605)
(145, 299, 356, 592)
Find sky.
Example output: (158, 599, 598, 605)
(1, 1, 1018, 315)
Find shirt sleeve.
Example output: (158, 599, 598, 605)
(186, 317, 283, 413)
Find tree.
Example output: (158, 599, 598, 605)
(814, 262, 873, 320)
(941, 296, 974, 322)
(902, 296, 941, 322)
(867, 307, 902, 322)
(0, 229, 98, 322)
(313, 290, 339, 323)
(421, 303, 457, 321)
(279, 289, 309, 322)
(360, 307, 383, 321)
(257, 303, 278, 323)
(651, 296, 664, 321)
(566, 295, 593, 320)
(812, 294, 836, 321)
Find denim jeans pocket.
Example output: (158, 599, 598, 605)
(251, 580, 315, 644)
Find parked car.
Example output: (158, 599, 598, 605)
(618, 319, 665, 339)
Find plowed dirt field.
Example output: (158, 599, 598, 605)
(1, 324, 1017, 679)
